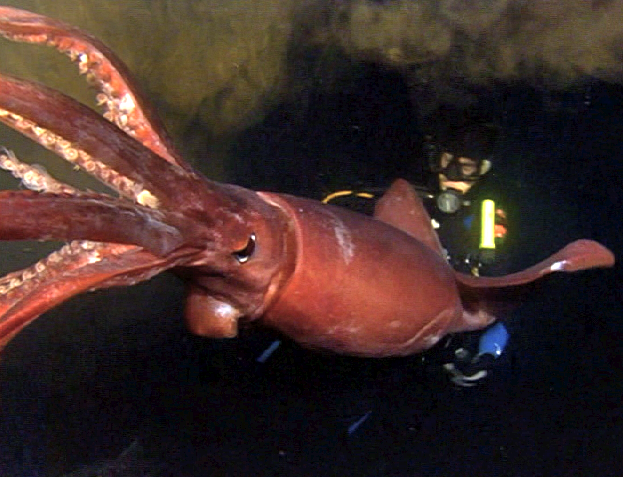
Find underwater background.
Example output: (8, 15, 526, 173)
(0, 0, 622, 475)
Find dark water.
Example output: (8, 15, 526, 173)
(1, 2, 622, 476)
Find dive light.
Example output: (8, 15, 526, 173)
(479, 199, 496, 264)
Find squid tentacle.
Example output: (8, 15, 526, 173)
(0, 148, 189, 350)
(0, 147, 77, 194)
(0, 189, 185, 256)
(0, 6, 186, 168)
(0, 241, 122, 306)
(0, 73, 207, 210)
(0, 243, 185, 350)
(0, 7, 243, 353)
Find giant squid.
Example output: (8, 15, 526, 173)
(0, 7, 615, 361)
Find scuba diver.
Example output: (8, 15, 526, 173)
(423, 123, 508, 275)
(322, 120, 509, 386)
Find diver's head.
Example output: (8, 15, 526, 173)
(439, 153, 491, 186)
(427, 122, 498, 197)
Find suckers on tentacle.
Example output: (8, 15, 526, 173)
(0, 6, 184, 167)
(0, 97, 159, 208)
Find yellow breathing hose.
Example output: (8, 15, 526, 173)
(322, 190, 375, 204)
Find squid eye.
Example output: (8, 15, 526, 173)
(233, 233, 256, 264)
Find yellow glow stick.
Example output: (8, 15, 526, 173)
(480, 199, 496, 250)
